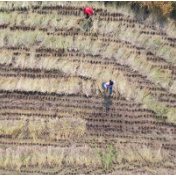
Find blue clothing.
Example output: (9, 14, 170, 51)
(103, 82, 113, 95)
(110, 87, 113, 95)
(103, 82, 106, 89)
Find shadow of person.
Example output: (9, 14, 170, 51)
(78, 18, 93, 32)
(102, 93, 113, 113)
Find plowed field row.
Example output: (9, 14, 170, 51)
(0, 164, 112, 175)
(0, 26, 176, 75)
(2, 159, 173, 175)
(0, 109, 156, 120)
(1, 3, 175, 37)
(0, 102, 151, 112)
(0, 62, 161, 90)
(0, 130, 175, 151)
(2, 50, 176, 109)
(2, 73, 176, 107)
(0, 47, 168, 89)
(11, 21, 172, 49)
(1, 28, 175, 88)
(0, 134, 157, 151)
(0, 131, 172, 148)
(1, 115, 171, 129)
(1, 94, 176, 144)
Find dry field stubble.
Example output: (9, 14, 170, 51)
(0, 1, 176, 174)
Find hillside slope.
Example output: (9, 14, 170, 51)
(0, 1, 176, 174)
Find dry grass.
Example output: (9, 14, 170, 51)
(47, 117, 86, 140)
(0, 15, 174, 63)
(0, 2, 176, 175)
(0, 145, 101, 171)
(2, 50, 175, 122)
(115, 144, 166, 165)
(0, 51, 13, 65)
(0, 77, 92, 96)
(115, 48, 172, 89)
(0, 119, 25, 139)
(166, 108, 176, 123)
(0, 117, 86, 142)
(0, 144, 169, 172)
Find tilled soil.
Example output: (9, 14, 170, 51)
(1, 2, 176, 175)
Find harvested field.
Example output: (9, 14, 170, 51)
(1, 1, 176, 174)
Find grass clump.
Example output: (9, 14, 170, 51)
(102, 145, 116, 169)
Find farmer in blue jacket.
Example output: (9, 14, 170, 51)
(103, 80, 115, 97)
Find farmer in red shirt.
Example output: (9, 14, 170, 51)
(80, 7, 94, 19)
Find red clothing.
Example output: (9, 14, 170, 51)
(106, 81, 115, 88)
(84, 7, 94, 17)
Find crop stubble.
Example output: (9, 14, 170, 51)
(0, 2, 176, 174)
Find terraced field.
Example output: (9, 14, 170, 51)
(1, 1, 176, 174)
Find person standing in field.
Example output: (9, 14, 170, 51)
(103, 80, 115, 97)
(80, 7, 94, 19)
